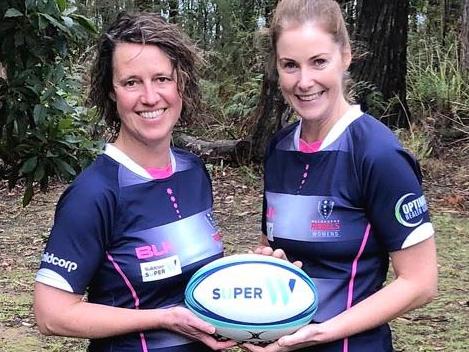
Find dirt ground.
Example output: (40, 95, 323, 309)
(0, 147, 467, 351)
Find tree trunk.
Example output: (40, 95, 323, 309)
(351, 0, 410, 128)
(462, 0, 469, 70)
(249, 0, 288, 161)
(250, 76, 290, 161)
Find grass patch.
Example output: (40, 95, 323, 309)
(391, 214, 469, 351)
(0, 171, 467, 351)
(0, 293, 32, 323)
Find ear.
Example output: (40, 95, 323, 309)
(342, 47, 352, 70)
(109, 91, 116, 102)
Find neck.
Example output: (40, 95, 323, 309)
(113, 135, 171, 169)
(300, 99, 350, 142)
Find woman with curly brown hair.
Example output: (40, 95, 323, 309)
(34, 12, 235, 352)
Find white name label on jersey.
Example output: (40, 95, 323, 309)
(266, 222, 274, 241)
(140, 255, 182, 282)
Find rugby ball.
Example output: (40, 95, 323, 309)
(184, 254, 318, 343)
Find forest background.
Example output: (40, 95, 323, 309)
(0, 0, 468, 351)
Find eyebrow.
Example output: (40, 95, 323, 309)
(115, 71, 174, 81)
(279, 52, 329, 60)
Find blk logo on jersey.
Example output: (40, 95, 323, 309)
(394, 193, 428, 227)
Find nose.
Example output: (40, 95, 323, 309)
(297, 68, 315, 91)
(140, 82, 160, 105)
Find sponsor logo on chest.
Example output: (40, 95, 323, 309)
(311, 199, 341, 238)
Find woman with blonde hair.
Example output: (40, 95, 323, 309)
(245, 1, 438, 351)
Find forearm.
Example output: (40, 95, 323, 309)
(34, 282, 174, 338)
(321, 238, 437, 342)
(276, 238, 437, 349)
(321, 275, 436, 342)
(36, 298, 166, 338)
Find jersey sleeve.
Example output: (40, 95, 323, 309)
(35, 174, 117, 294)
(360, 141, 434, 251)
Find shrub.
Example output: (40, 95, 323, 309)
(0, 0, 99, 206)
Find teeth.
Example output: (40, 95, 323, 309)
(297, 91, 324, 101)
(140, 109, 165, 119)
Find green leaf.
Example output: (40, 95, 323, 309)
(56, 0, 67, 13)
(33, 104, 47, 125)
(70, 13, 98, 34)
(22, 184, 34, 207)
(58, 116, 73, 129)
(20, 156, 38, 174)
(37, 13, 48, 30)
(34, 162, 46, 181)
(54, 158, 76, 176)
(64, 135, 82, 144)
(52, 96, 72, 113)
(38, 12, 71, 36)
(4, 8, 23, 18)
(63, 6, 78, 17)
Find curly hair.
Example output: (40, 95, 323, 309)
(88, 12, 202, 134)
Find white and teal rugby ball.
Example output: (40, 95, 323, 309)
(184, 254, 318, 343)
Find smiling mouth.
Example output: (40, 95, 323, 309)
(139, 109, 166, 119)
(296, 91, 325, 101)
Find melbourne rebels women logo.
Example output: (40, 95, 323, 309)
(318, 199, 334, 219)
(311, 199, 341, 238)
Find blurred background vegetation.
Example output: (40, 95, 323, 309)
(1, 0, 468, 205)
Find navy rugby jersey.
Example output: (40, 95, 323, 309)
(262, 106, 434, 352)
(36, 144, 223, 352)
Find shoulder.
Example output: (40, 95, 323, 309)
(171, 147, 212, 183)
(349, 114, 418, 166)
(346, 114, 424, 188)
(172, 147, 208, 171)
(273, 121, 300, 144)
(266, 120, 300, 156)
(349, 114, 401, 152)
(57, 155, 120, 211)
(172, 147, 204, 163)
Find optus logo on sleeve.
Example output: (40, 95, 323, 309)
(394, 193, 428, 227)
(41, 252, 78, 272)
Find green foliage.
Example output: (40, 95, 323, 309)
(348, 80, 387, 117)
(407, 35, 469, 120)
(198, 74, 262, 140)
(223, 74, 262, 123)
(406, 32, 469, 151)
(394, 126, 433, 161)
(0, 0, 99, 206)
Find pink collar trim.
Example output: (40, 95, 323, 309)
(145, 164, 173, 179)
(299, 139, 322, 153)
